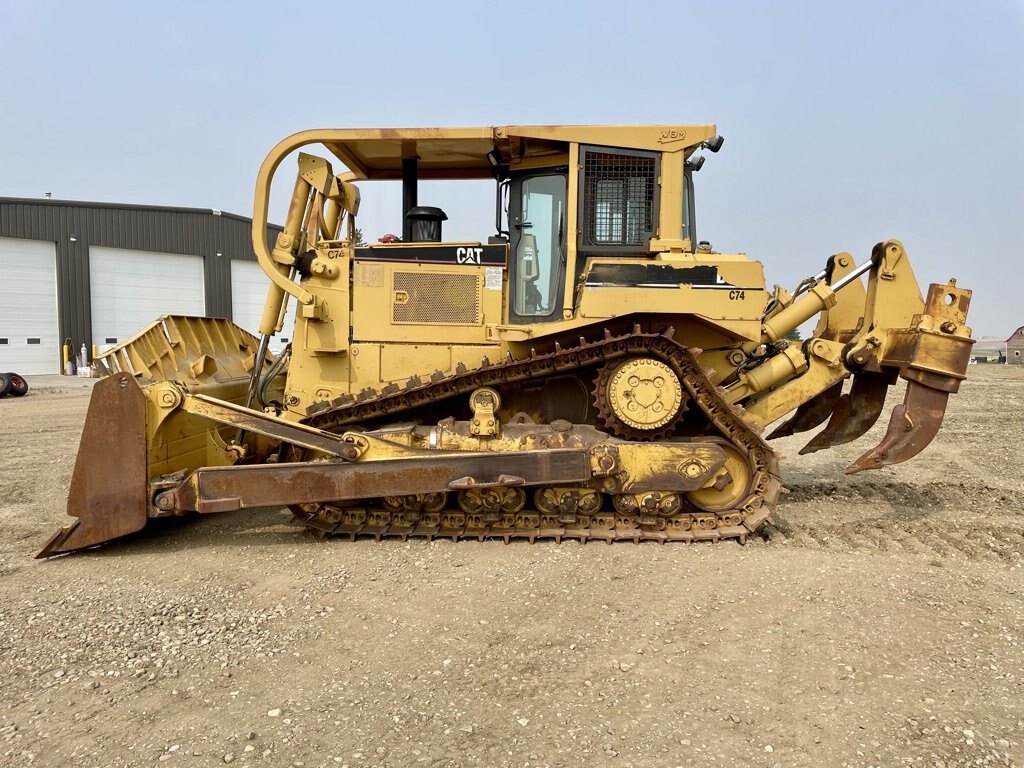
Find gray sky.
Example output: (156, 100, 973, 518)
(2, 0, 1021, 335)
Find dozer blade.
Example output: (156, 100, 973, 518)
(766, 381, 843, 439)
(798, 374, 891, 455)
(846, 381, 950, 474)
(37, 373, 149, 558)
(38, 316, 271, 558)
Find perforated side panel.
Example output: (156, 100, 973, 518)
(392, 272, 481, 325)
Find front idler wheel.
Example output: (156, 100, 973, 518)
(686, 439, 754, 513)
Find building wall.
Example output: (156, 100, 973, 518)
(1007, 326, 1024, 364)
(0, 197, 281, 354)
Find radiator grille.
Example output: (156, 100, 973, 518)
(392, 272, 481, 325)
(581, 148, 657, 249)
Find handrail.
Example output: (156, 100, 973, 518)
(250, 130, 332, 308)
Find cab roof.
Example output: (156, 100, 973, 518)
(312, 124, 718, 180)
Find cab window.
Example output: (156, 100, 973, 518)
(578, 146, 659, 254)
(509, 172, 567, 321)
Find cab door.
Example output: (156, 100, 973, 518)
(508, 169, 568, 324)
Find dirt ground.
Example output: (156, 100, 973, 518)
(0, 367, 1021, 768)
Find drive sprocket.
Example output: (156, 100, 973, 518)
(593, 357, 688, 440)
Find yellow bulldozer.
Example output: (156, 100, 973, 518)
(39, 124, 974, 557)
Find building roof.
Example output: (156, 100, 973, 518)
(1007, 326, 1024, 343)
(0, 196, 280, 229)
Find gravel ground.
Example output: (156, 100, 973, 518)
(0, 366, 1021, 768)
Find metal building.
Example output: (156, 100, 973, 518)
(0, 197, 285, 374)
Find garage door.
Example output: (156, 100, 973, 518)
(0, 236, 59, 374)
(230, 260, 297, 354)
(90, 246, 206, 352)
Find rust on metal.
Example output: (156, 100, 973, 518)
(767, 381, 843, 439)
(846, 381, 951, 474)
(799, 374, 892, 455)
(182, 393, 361, 459)
(36, 374, 149, 558)
(170, 449, 592, 514)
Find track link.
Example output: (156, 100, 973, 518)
(296, 330, 782, 544)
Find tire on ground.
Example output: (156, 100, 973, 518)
(6, 373, 28, 397)
(0, 373, 10, 398)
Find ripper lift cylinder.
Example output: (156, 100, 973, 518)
(761, 259, 873, 344)
(762, 283, 837, 344)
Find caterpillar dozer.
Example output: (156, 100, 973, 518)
(39, 124, 974, 557)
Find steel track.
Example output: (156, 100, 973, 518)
(294, 329, 782, 544)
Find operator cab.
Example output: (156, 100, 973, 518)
(322, 126, 719, 327)
(388, 150, 674, 325)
